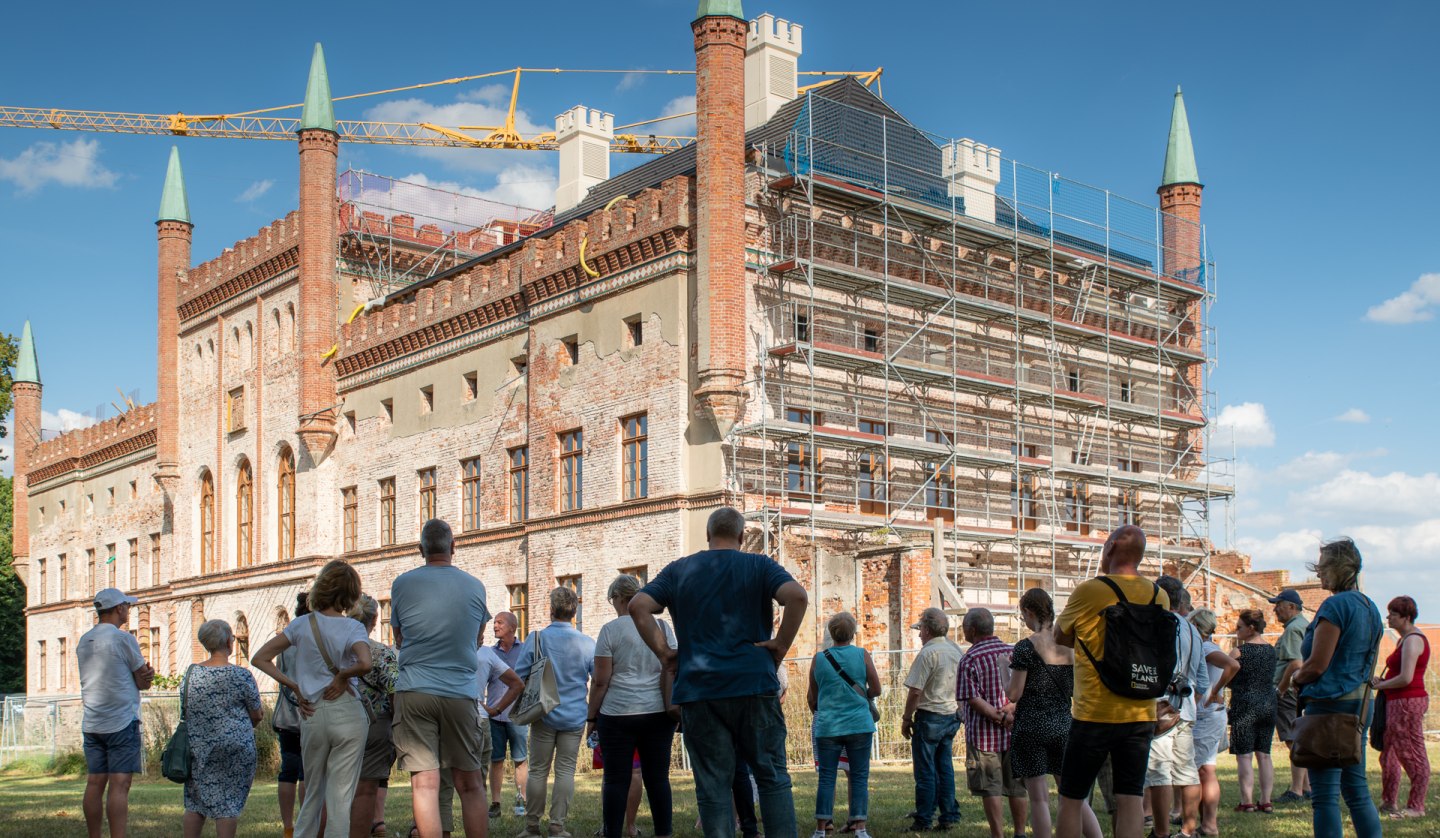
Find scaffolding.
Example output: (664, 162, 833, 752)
(730, 91, 1233, 615)
(338, 169, 552, 299)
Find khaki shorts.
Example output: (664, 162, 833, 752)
(393, 691, 486, 773)
(1275, 689, 1299, 743)
(360, 713, 397, 781)
(1145, 720, 1199, 788)
(966, 748, 1026, 798)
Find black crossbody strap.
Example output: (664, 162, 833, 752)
(822, 648, 868, 702)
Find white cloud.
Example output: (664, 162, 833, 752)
(644, 95, 697, 138)
(397, 167, 556, 216)
(615, 72, 646, 93)
(1215, 402, 1275, 448)
(363, 90, 552, 175)
(0, 138, 120, 193)
(42, 408, 99, 433)
(1292, 469, 1440, 520)
(0, 439, 12, 477)
(1365, 273, 1440, 324)
(1272, 450, 1351, 484)
(1235, 528, 1324, 570)
(1333, 408, 1370, 424)
(237, 179, 274, 202)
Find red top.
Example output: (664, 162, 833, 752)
(1381, 633, 1430, 699)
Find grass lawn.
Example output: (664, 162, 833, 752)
(0, 749, 1434, 837)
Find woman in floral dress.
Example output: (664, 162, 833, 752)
(183, 619, 263, 838)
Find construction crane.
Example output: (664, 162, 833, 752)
(0, 67, 882, 154)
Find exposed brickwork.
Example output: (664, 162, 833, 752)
(297, 129, 340, 459)
(692, 13, 750, 428)
(1159, 182, 1205, 452)
(156, 219, 191, 484)
(177, 213, 301, 319)
(10, 379, 42, 573)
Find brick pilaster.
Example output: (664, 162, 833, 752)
(691, 13, 750, 430)
(156, 219, 191, 488)
(297, 128, 340, 460)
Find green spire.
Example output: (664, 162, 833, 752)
(300, 43, 336, 132)
(694, 0, 744, 21)
(1161, 85, 1200, 187)
(15, 320, 40, 385)
(157, 145, 191, 225)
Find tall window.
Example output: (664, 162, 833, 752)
(236, 460, 253, 567)
(925, 429, 956, 521)
(150, 534, 161, 587)
(37, 559, 46, 605)
(148, 628, 160, 664)
(508, 584, 529, 639)
(37, 641, 46, 690)
(58, 639, 68, 692)
(1063, 481, 1091, 535)
(559, 430, 584, 512)
(342, 487, 358, 553)
(784, 409, 820, 496)
(127, 539, 139, 589)
(379, 478, 397, 547)
(460, 460, 481, 531)
(58, 555, 67, 601)
(106, 544, 116, 587)
(420, 467, 438, 528)
(379, 599, 393, 645)
(558, 574, 583, 631)
(233, 613, 250, 667)
(857, 419, 887, 515)
(621, 414, 648, 500)
(618, 565, 649, 586)
(200, 471, 216, 573)
(1118, 489, 1141, 527)
(87, 549, 97, 592)
(277, 448, 296, 561)
(1010, 444, 1038, 531)
(509, 448, 530, 522)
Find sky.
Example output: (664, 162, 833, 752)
(1, 1, 1436, 616)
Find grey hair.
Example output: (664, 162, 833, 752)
(607, 574, 642, 603)
(419, 518, 454, 558)
(826, 612, 858, 644)
(348, 593, 379, 629)
(1189, 608, 1218, 638)
(1312, 537, 1363, 591)
(963, 607, 995, 637)
(550, 586, 579, 621)
(706, 507, 746, 541)
(916, 607, 949, 637)
(1157, 575, 1187, 611)
(197, 619, 233, 653)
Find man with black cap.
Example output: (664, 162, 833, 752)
(78, 587, 154, 838)
(1269, 588, 1311, 803)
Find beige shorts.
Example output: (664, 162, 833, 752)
(1145, 720, 1199, 788)
(393, 691, 486, 773)
(966, 748, 1026, 798)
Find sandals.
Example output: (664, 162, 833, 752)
(1391, 809, 1426, 819)
(372, 822, 387, 838)
(1257, 803, 1273, 813)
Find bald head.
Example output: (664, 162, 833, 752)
(1102, 525, 1146, 574)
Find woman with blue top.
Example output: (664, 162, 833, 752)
(806, 612, 880, 838)
(1291, 537, 1385, 838)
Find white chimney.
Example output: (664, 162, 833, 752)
(745, 13, 802, 131)
(555, 105, 613, 214)
(943, 139, 1002, 224)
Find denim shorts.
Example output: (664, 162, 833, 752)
(490, 718, 529, 763)
(83, 719, 142, 775)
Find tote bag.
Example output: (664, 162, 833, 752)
(509, 630, 560, 726)
(161, 665, 199, 783)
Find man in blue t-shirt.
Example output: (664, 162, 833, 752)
(390, 518, 491, 838)
(630, 507, 809, 838)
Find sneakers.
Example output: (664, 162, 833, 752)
(1275, 790, 1305, 804)
(853, 831, 872, 838)
(907, 818, 931, 832)
(514, 796, 528, 817)
(812, 831, 829, 838)
(490, 803, 502, 819)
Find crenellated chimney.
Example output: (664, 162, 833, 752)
(555, 106, 613, 214)
(691, 0, 750, 431)
(744, 12, 801, 130)
(943, 138, 1002, 224)
(296, 43, 340, 461)
(155, 146, 191, 489)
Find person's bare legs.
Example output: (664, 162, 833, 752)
(980, 796, 1006, 838)
(1113, 793, 1143, 838)
(376, 785, 389, 829)
(1060, 794, 1126, 838)
(83, 774, 108, 838)
(351, 779, 380, 838)
(451, 766, 489, 838)
(1288, 758, 1308, 795)
(411, 769, 444, 838)
(1236, 754, 1254, 805)
(1179, 783, 1200, 835)
(104, 773, 132, 838)
(182, 811, 205, 838)
(489, 760, 505, 809)
(1008, 795, 1028, 836)
(1024, 777, 1053, 838)
(624, 768, 642, 836)
(1257, 753, 1275, 805)
(280, 782, 299, 834)
(215, 817, 240, 838)
(1198, 766, 1220, 834)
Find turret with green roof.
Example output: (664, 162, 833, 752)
(15, 319, 40, 385)
(157, 145, 191, 225)
(694, 0, 744, 21)
(1161, 85, 1200, 187)
(300, 43, 335, 133)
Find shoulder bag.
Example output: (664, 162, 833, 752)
(822, 648, 880, 722)
(161, 664, 199, 783)
(309, 612, 375, 724)
(271, 649, 302, 733)
(510, 630, 560, 726)
(1290, 616, 1384, 770)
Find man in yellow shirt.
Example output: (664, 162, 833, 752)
(1054, 525, 1170, 838)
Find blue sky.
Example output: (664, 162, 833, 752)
(2, 1, 1436, 616)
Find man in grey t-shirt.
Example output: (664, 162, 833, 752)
(1270, 589, 1311, 803)
(78, 587, 154, 838)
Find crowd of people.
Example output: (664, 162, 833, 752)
(70, 515, 1430, 838)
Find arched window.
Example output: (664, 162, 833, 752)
(236, 459, 253, 567)
(233, 612, 250, 667)
(244, 322, 255, 369)
(271, 309, 281, 357)
(286, 303, 297, 351)
(200, 471, 215, 574)
(277, 447, 296, 562)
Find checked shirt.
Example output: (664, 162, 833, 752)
(957, 635, 1014, 752)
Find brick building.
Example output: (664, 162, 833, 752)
(14, 2, 1235, 691)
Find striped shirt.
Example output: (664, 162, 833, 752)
(957, 636, 1014, 752)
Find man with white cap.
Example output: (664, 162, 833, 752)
(78, 587, 154, 838)
(901, 606, 964, 831)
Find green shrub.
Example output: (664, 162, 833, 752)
(52, 750, 87, 776)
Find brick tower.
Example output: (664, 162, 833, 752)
(1158, 86, 1205, 451)
(155, 146, 191, 489)
(691, 0, 750, 431)
(296, 43, 340, 461)
(10, 320, 42, 585)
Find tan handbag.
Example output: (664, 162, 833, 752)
(1290, 625, 1383, 770)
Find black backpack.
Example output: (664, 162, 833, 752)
(1076, 576, 1179, 700)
